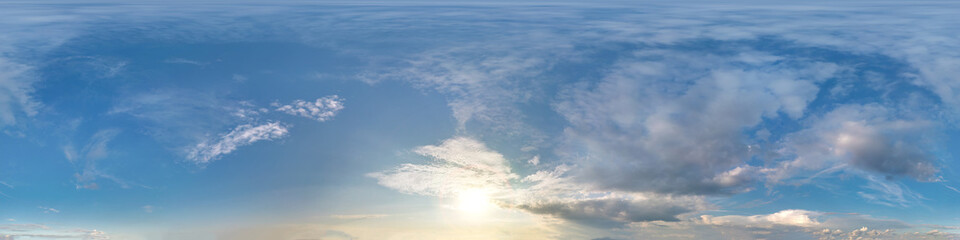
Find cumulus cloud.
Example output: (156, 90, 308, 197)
(553, 50, 837, 195)
(339, 2, 959, 216)
(698, 209, 821, 228)
(370, 137, 706, 226)
(274, 95, 344, 122)
(4, 1, 960, 237)
(187, 122, 289, 164)
(617, 209, 957, 240)
(773, 104, 938, 181)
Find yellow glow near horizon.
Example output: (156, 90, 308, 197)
(456, 189, 493, 214)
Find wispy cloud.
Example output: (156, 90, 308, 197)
(164, 58, 208, 66)
(37, 206, 59, 214)
(63, 129, 143, 190)
(187, 122, 289, 164)
(274, 95, 344, 122)
(142, 205, 154, 213)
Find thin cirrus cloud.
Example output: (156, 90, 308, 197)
(62, 128, 140, 190)
(187, 122, 289, 164)
(186, 96, 345, 164)
(37, 206, 58, 214)
(109, 91, 343, 164)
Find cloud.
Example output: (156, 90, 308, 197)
(3, 1, 960, 237)
(164, 57, 208, 66)
(553, 49, 837, 195)
(187, 122, 289, 164)
(362, 38, 568, 149)
(110, 91, 347, 166)
(856, 175, 926, 208)
(370, 136, 706, 226)
(0, 57, 38, 127)
(62, 129, 141, 190)
(368, 137, 518, 197)
(774, 104, 938, 181)
(515, 196, 698, 227)
(0, 181, 11, 199)
(109, 90, 247, 144)
(0, 223, 109, 240)
(37, 206, 59, 214)
(614, 209, 956, 240)
(111, 90, 302, 164)
(274, 95, 344, 122)
(698, 209, 822, 228)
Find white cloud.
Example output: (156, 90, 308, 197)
(37, 206, 58, 214)
(552, 50, 837, 195)
(698, 209, 821, 228)
(62, 129, 142, 190)
(769, 104, 940, 205)
(0, 57, 38, 127)
(0, 223, 109, 240)
(164, 57, 208, 66)
(619, 209, 956, 240)
(3, 2, 960, 237)
(109, 90, 247, 144)
(187, 122, 289, 164)
(370, 136, 707, 226)
(368, 137, 518, 197)
(274, 95, 344, 122)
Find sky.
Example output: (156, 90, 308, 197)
(1, 1, 960, 239)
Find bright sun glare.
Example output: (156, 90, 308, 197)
(456, 189, 493, 214)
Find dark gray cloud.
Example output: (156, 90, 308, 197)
(516, 198, 693, 227)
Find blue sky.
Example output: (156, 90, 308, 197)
(1, 1, 960, 239)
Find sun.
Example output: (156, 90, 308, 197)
(456, 189, 493, 214)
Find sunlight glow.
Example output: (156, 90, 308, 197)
(456, 189, 493, 214)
